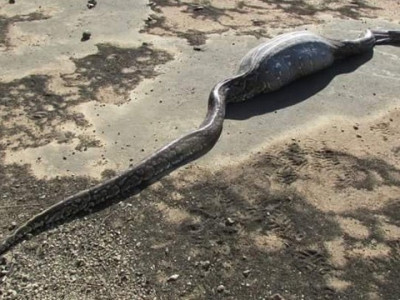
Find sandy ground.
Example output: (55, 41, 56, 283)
(1, 0, 400, 299)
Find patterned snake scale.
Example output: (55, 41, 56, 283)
(1, 29, 399, 256)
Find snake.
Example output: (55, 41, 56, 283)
(0, 29, 399, 256)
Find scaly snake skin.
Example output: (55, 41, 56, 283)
(0, 29, 399, 256)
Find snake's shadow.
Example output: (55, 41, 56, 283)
(226, 50, 374, 120)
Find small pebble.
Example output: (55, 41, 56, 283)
(113, 254, 121, 261)
(0, 256, 7, 265)
(33, 111, 48, 119)
(81, 31, 91, 42)
(243, 269, 251, 277)
(9, 0, 15, 4)
(75, 259, 85, 267)
(200, 260, 211, 270)
(9, 221, 17, 230)
(167, 274, 179, 282)
(87, 0, 97, 9)
(226, 217, 235, 225)
(217, 285, 225, 293)
(1, 269, 9, 276)
(270, 293, 286, 300)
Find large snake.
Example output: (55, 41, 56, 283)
(0, 29, 399, 256)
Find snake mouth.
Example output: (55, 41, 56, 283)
(372, 29, 400, 44)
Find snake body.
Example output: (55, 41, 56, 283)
(1, 29, 399, 256)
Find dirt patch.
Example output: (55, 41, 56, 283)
(378, 221, 400, 241)
(0, 13, 49, 50)
(0, 44, 173, 151)
(336, 216, 370, 240)
(1, 107, 400, 298)
(0, 75, 88, 150)
(62, 43, 173, 105)
(142, 0, 397, 45)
